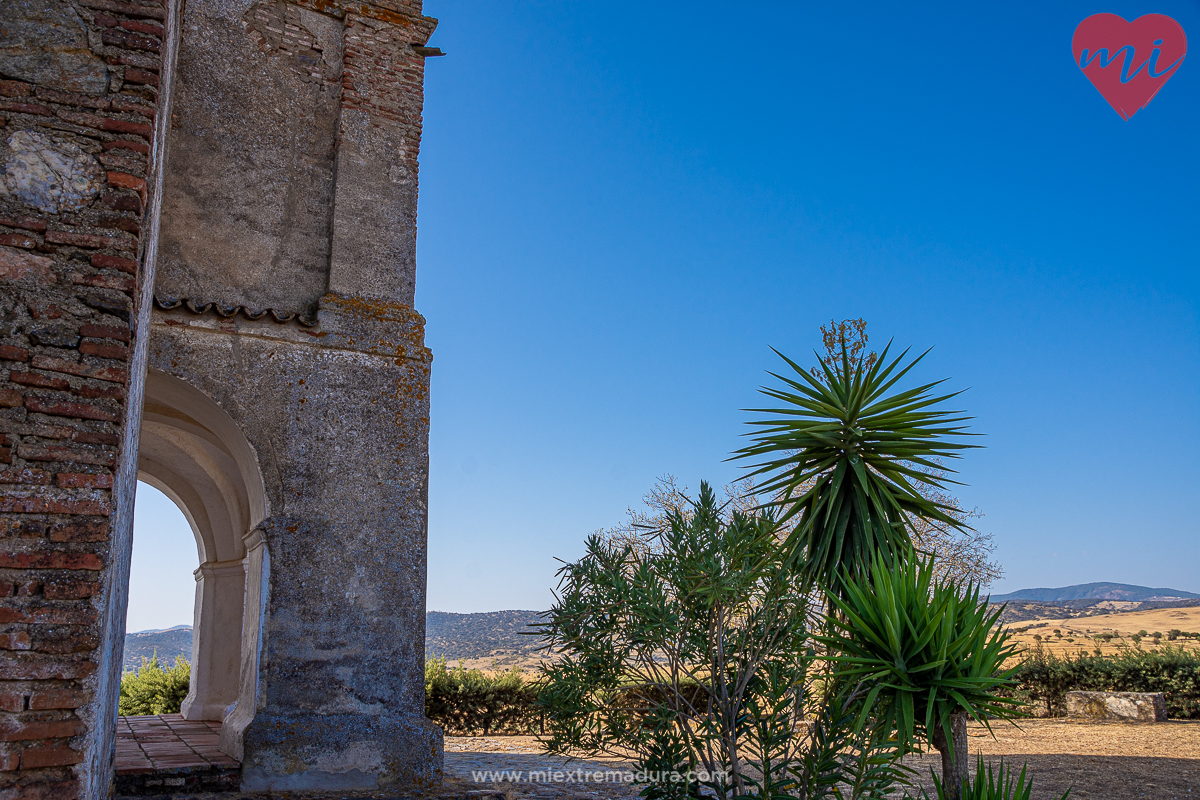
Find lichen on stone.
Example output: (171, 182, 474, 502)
(0, 130, 105, 215)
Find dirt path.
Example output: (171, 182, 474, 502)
(444, 720, 1200, 799)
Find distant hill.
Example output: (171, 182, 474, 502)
(425, 610, 546, 667)
(990, 583, 1200, 603)
(124, 626, 192, 673)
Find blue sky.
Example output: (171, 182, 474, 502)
(127, 1, 1199, 630)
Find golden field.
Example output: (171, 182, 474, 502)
(1005, 604, 1200, 657)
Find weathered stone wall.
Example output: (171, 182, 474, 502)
(0, 1, 174, 797)
(1, 0, 442, 793)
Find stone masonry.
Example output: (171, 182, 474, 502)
(0, 0, 444, 796)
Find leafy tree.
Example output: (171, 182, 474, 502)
(119, 654, 190, 716)
(537, 483, 910, 800)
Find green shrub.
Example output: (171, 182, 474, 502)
(425, 658, 539, 735)
(1010, 645, 1200, 719)
(909, 757, 1070, 800)
(118, 654, 190, 716)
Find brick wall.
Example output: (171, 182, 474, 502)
(0, 1, 169, 797)
(341, 8, 437, 180)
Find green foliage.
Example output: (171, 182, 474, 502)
(536, 482, 908, 800)
(821, 551, 1021, 754)
(734, 342, 978, 599)
(424, 658, 538, 735)
(909, 757, 1070, 800)
(1010, 644, 1200, 719)
(118, 654, 190, 716)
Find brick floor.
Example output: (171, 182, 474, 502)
(116, 714, 237, 773)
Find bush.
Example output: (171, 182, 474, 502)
(1010, 644, 1200, 718)
(909, 757, 1069, 800)
(119, 654, 190, 716)
(424, 658, 539, 735)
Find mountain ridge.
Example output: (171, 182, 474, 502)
(990, 582, 1200, 603)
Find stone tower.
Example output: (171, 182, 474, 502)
(0, 0, 444, 795)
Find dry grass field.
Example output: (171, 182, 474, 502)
(1005, 605, 1200, 657)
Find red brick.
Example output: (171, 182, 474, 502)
(9, 372, 69, 391)
(0, 550, 104, 570)
(15, 443, 114, 468)
(0, 100, 52, 116)
(0, 390, 22, 408)
(0, 519, 45, 539)
(0, 469, 52, 485)
(0, 449, 11, 465)
(0, 693, 23, 713)
(103, 117, 153, 137)
(72, 273, 136, 293)
(94, 215, 140, 235)
(78, 341, 129, 360)
(0, 746, 16, 771)
(0, 81, 32, 98)
(0, 347, 30, 363)
(0, 250, 54, 283)
(102, 139, 149, 155)
(42, 579, 102, 600)
(14, 580, 40, 597)
(20, 742, 83, 768)
(44, 230, 134, 251)
(89, 254, 138, 276)
(79, 0, 166, 20)
(48, 519, 108, 543)
(70, 431, 118, 446)
(24, 396, 119, 423)
(120, 19, 164, 36)
(54, 473, 111, 489)
(100, 190, 142, 213)
(0, 217, 46, 233)
(110, 97, 155, 119)
(30, 356, 127, 384)
(0, 235, 37, 250)
(71, 383, 124, 401)
(123, 68, 159, 87)
(28, 690, 86, 711)
(79, 323, 130, 342)
(94, 11, 119, 27)
(106, 172, 146, 192)
(0, 632, 31, 650)
(0, 718, 85, 742)
(102, 30, 160, 52)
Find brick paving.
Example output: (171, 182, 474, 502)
(116, 714, 236, 774)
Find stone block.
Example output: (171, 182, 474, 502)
(1065, 691, 1167, 722)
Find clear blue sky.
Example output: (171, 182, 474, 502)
(128, 1, 1199, 629)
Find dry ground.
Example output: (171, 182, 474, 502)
(1005, 607, 1200, 658)
(444, 720, 1200, 800)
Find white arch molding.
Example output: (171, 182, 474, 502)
(136, 368, 269, 734)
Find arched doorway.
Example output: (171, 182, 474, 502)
(135, 369, 268, 732)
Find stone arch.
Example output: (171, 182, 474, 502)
(136, 368, 268, 724)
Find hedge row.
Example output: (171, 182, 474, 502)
(424, 658, 541, 735)
(1010, 644, 1200, 719)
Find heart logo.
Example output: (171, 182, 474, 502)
(1072, 14, 1187, 119)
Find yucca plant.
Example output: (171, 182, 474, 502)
(734, 341, 978, 599)
(910, 756, 1070, 800)
(822, 550, 1022, 800)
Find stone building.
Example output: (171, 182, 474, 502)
(0, 0, 444, 796)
